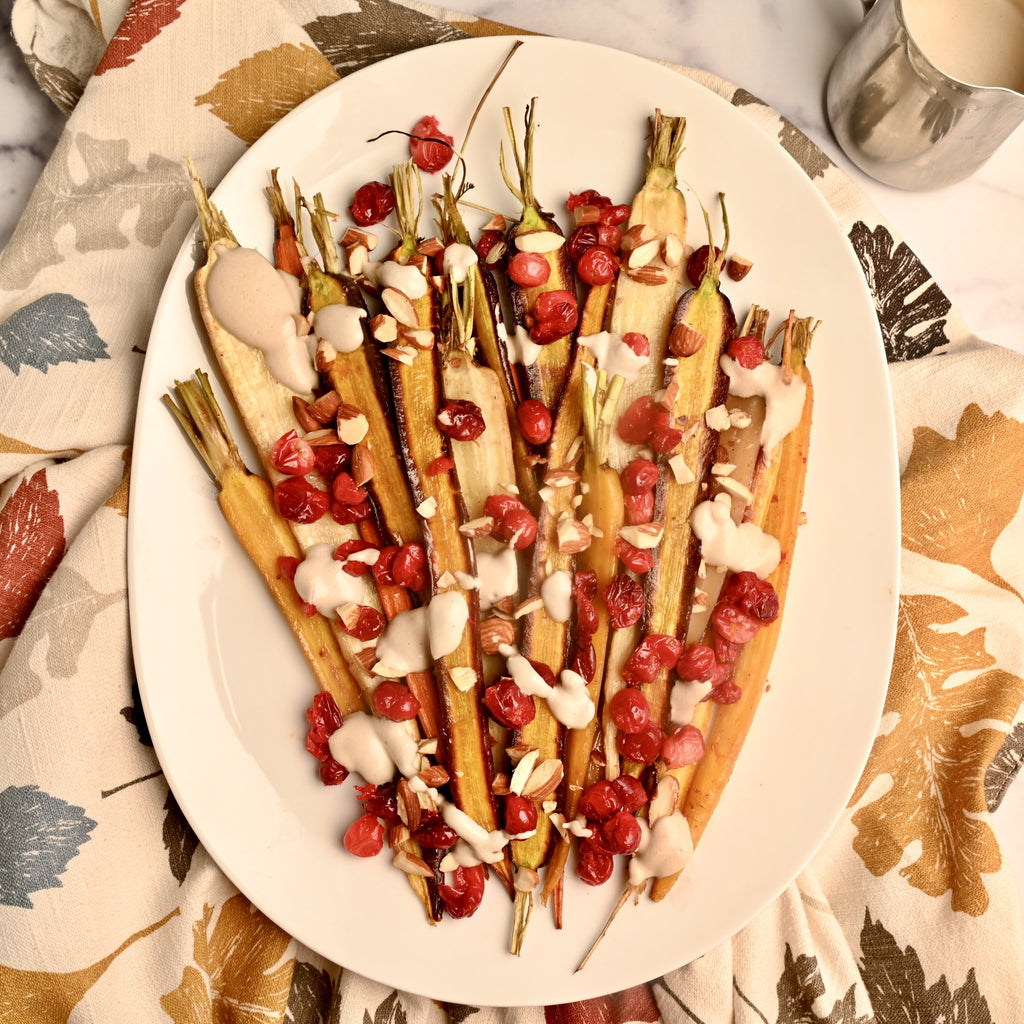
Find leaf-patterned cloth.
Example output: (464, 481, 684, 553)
(3, 0, 1024, 1021)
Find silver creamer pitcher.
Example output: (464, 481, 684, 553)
(826, 0, 1024, 189)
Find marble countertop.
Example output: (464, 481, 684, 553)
(2, 0, 1022, 917)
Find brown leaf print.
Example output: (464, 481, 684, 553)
(104, 447, 131, 517)
(732, 88, 834, 181)
(0, 468, 65, 642)
(161, 894, 295, 1024)
(95, 0, 187, 75)
(850, 593, 1024, 914)
(22, 53, 85, 115)
(902, 402, 1024, 601)
(0, 908, 179, 1019)
(194, 43, 339, 145)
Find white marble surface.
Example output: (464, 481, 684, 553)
(2, 0, 1022, 916)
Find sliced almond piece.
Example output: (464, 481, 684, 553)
(392, 849, 434, 878)
(521, 758, 564, 801)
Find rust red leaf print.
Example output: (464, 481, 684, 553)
(544, 983, 660, 1024)
(0, 468, 66, 641)
(94, 0, 187, 75)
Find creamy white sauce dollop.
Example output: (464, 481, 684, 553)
(691, 493, 781, 579)
(721, 354, 806, 457)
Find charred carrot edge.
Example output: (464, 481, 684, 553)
(649, 317, 817, 902)
(382, 161, 512, 894)
(499, 98, 577, 410)
(164, 371, 366, 717)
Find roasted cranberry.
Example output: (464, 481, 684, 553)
(712, 603, 762, 644)
(349, 181, 395, 226)
(609, 688, 651, 734)
(372, 545, 398, 587)
(576, 245, 619, 285)
(574, 587, 599, 635)
(372, 680, 421, 722)
(505, 793, 539, 836)
(439, 864, 486, 918)
(603, 574, 645, 629)
(271, 429, 315, 476)
(275, 477, 329, 523)
(727, 335, 766, 370)
(577, 838, 614, 886)
(306, 690, 343, 761)
(530, 289, 578, 342)
(567, 223, 600, 261)
(571, 634, 597, 682)
(610, 774, 647, 813)
(427, 455, 455, 476)
(516, 399, 553, 445)
(278, 556, 300, 581)
(566, 188, 610, 211)
(339, 605, 385, 641)
(600, 203, 631, 226)
(621, 458, 659, 494)
(408, 114, 453, 173)
(483, 495, 538, 549)
(600, 809, 642, 854)
(329, 499, 371, 525)
(677, 643, 718, 683)
(507, 251, 550, 287)
(722, 571, 780, 622)
(414, 818, 459, 849)
(616, 720, 664, 764)
(617, 395, 658, 444)
(313, 442, 351, 481)
(661, 724, 706, 768)
(319, 757, 348, 786)
(623, 491, 655, 526)
(356, 783, 399, 822)
(344, 813, 384, 857)
(580, 780, 621, 822)
(391, 542, 428, 591)
(574, 570, 598, 600)
(476, 230, 506, 262)
(651, 427, 683, 453)
(713, 632, 743, 664)
(331, 471, 367, 506)
(483, 677, 536, 728)
(712, 679, 743, 704)
(622, 641, 661, 686)
(616, 538, 654, 575)
(437, 400, 486, 441)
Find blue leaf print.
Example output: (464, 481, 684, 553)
(0, 293, 109, 374)
(0, 784, 98, 908)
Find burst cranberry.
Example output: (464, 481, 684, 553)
(616, 538, 654, 575)
(427, 455, 455, 475)
(507, 508, 539, 548)
(596, 223, 622, 250)
(616, 720, 664, 764)
(483, 677, 536, 728)
(567, 223, 600, 261)
(329, 499, 371, 525)
(313, 442, 351, 481)
(661, 724, 706, 768)
(414, 818, 459, 849)
(622, 641, 661, 686)
(343, 813, 385, 857)
(579, 780, 621, 822)
(484, 495, 538, 549)
(476, 230, 505, 263)
(530, 289, 578, 342)
(574, 587, 599, 635)
(319, 757, 348, 785)
(391, 542, 428, 591)
(331, 471, 367, 506)
(624, 491, 655, 525)
(610, 774, 647, 813)
(621, 458, 658, 494)
(306, 690, 343, 760)
(372, 680, 421, 722)
(507, 251, 550, 287)
(271, 430, 315, 476)
(574, 570, 598, 600)
(714, 632, 743, 664)
(437, 400, 486, 441)
(572, 634, 597, 681)
(334, 539, 374, 560)
(601, 204, 631, 226)
(677, 643, 718, 682)
(604, 574, 645, 628)
(275, 477, 329, 523)
(505, 793, 538, 836)
(278, 555, 300, 581)
(339, 605, 385, 641)
(409, 114, 454, 173)
(651, 427, 683, 453)
(576, 245, 619, 285)
(617, 395, 657, 444)
(356, 783, 399, 822)
(349, 181, 395, 226)
(727, 335, 766, 369)
(566, 188, 610, 211)
(713, 679, 743, 704)
(712, 603, 762, 644)
(371, 545, 398, 587)
(722, 571, 780, 622)
(577, 838, 614, 886)
(517, 399, 553, 444)
(609, 688, 651, 734)
(439, 864, 486, 918)
(686, 244, 722, 285)
(622, 331, 650, 357)
(600, 809, 642, 855)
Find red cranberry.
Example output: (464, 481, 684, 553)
(271, 430, 315, 476)
(616, 720, 665, 764)
(677, 643, 718, 683)
(483, 677, 536, 729)
(610, 774, 647, 813)
(661, 724, 706, 768)
(372, 681, 421, 722)
(727, 335, 766, 369)
(603, 574, 645, 629)
(579, 780, 621, 822)
(275, 477, 329, 523)
(577, 838, 614, 886)
(439, 864, 486, 919)
(516, 399, 553, 445)
(437, 400, 486, 441)
(505, 793, 538, 836)
(408, 114, 453, 173)
(609, 688, 651, 734)
(343, 813, 384, 857)
(621, 458, 659, 494)
(507, 251, 550, 287)
(600, 809, 642, 855)
(349, 181, 395, 226)
(722, 571, 780, 622)
(712, 603, 762, 644)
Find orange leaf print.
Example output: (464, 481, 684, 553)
(161, 894, 295, 1024)
(850, 593, 1024, 914)
(901, 402, 1024, 601)
(194, 44, 339, 145)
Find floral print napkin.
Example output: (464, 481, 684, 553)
(3, 0, 1024, 1021)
